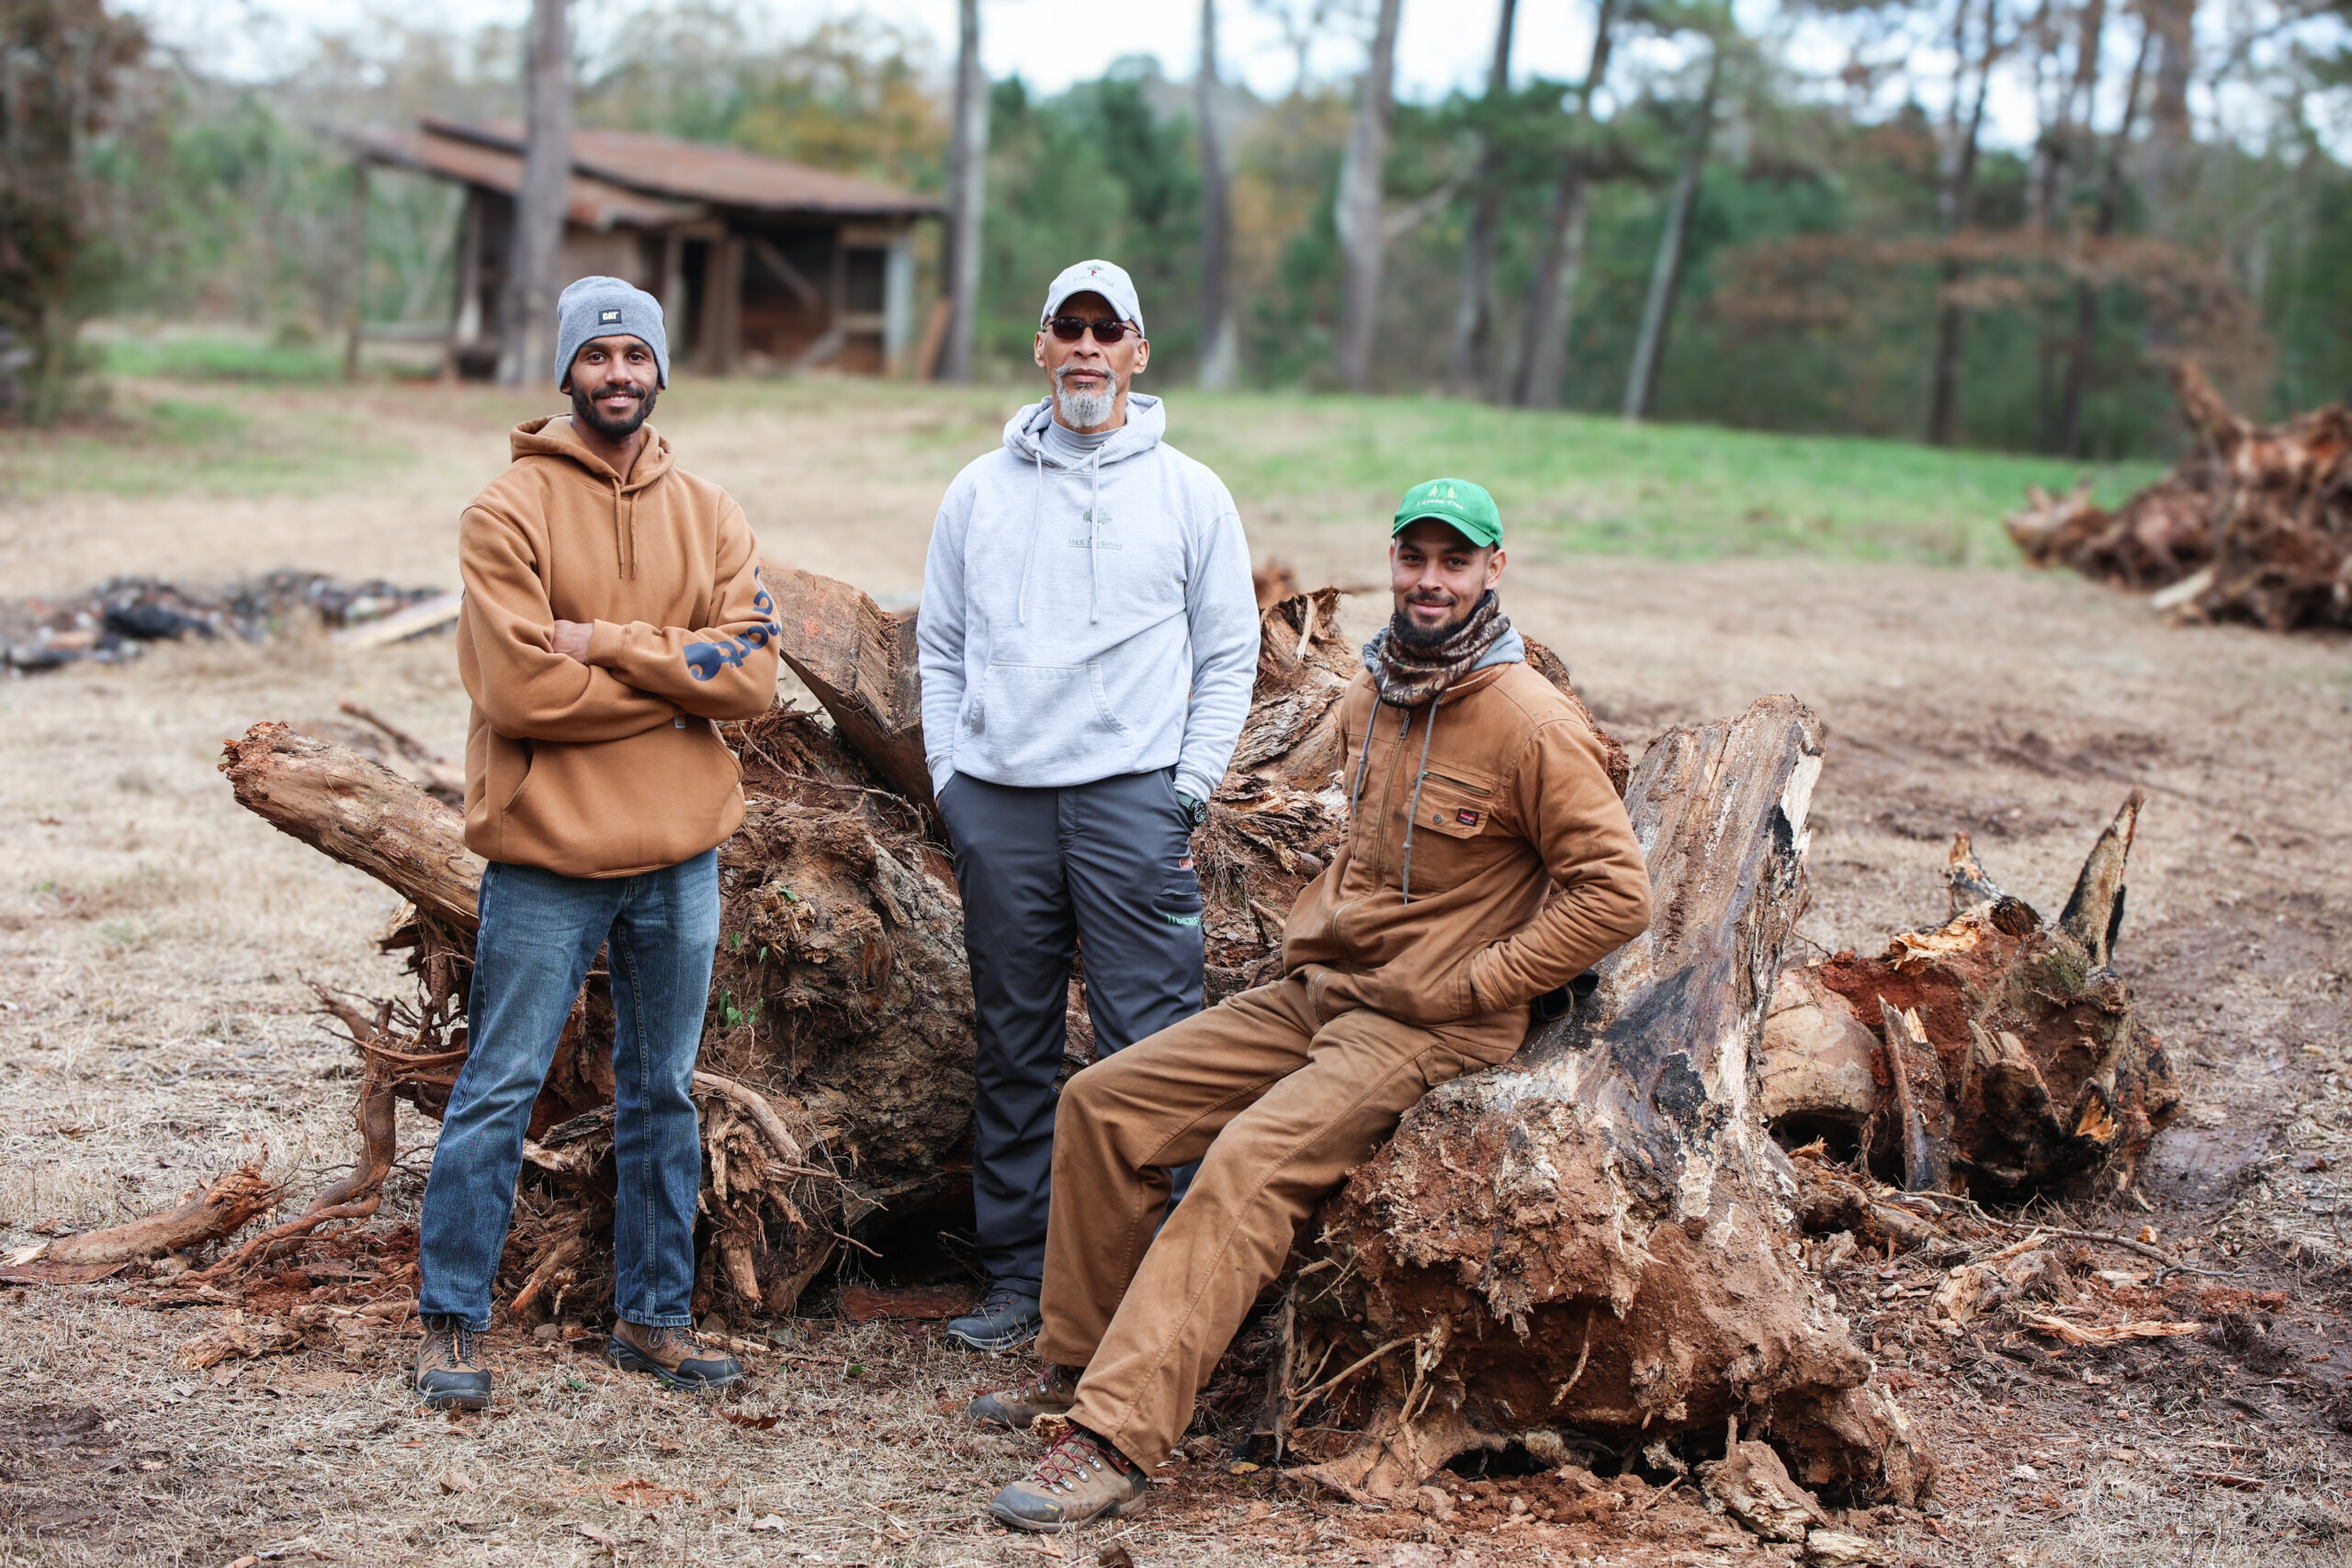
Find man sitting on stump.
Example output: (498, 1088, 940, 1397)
(967, 478, 1653, 1531)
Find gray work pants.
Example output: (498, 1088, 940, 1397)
(935, 766, 1204, 1296)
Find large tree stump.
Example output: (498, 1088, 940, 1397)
(1759, 793, 2181, 1198)
(1288, 696, 1933, 1506)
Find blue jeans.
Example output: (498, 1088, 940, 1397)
(418, 851, 718, 1331)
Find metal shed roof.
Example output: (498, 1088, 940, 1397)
(422, 118, 941, 220)
(344, 123, 695, 231)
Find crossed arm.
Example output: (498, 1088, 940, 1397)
(458, 502, 781, 741)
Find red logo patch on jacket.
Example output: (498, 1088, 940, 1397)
(1455, 808, 1481, 827)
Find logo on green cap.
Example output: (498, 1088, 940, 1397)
(1392, 477, 1502, 548)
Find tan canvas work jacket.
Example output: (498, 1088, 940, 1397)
(456, 417, 780, 877)
(1281, 657, 1651, 1059)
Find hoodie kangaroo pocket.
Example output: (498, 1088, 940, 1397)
(971, 661, 1130, 776)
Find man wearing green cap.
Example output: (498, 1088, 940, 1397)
(969, 478, 1651, 1533)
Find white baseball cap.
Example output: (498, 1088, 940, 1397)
(1040, 259, 1145, 336)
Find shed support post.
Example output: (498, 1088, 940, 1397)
(345, 162, 368, 381)
(662, 231, 687, 362)
(698, 235, 742, 376)
(883, 227, 915, 377)
(449, 187, 484, 378)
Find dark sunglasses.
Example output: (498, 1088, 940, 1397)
(1046, 315, 1136, 344)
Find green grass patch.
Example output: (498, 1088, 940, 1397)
(0, 385, 403, 501)
(96, 330, 344, 385)
(1161, 394, 2165, 567)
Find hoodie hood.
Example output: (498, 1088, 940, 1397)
(510, 415, 674, 580)
(996, 393, 1171, 628)
(1002, 392, 1167, 468)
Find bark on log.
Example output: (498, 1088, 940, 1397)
(768, 566, 933, 807)
(1289, 695, 1933, 1506)
(220, 722, 481, 930)
(1762, 793, 2180, 1199)
(2007, 361, 2352, 629)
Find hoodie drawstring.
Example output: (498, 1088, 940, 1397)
(1088, 446, 1103, 625)
(1016, 443, 1046, 625)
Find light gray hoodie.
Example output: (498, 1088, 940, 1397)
(918, 393, 1257, 803)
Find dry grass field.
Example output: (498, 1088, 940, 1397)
(0, 371, 2346, 1566)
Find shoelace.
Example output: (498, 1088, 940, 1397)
(644, 1325, 720, 1359)
(1032, 1431, 1126, 1493)
(1018, 1368, 1071, 1403)
(427, 1325, 479, 1370)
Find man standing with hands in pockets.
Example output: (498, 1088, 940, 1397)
(920, 260, 1260, 1354)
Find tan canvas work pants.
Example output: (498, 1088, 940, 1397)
(1037, 967, 1523, 1468)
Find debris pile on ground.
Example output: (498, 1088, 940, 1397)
(2006, 361, 2351, 629)
(1, 571, 450, 671)
(1760, 795, 2180, 1200)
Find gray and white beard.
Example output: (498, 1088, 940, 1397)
(1053, 365, 1118, 431)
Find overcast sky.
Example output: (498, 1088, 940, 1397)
(121, 0, 2243, 153)
(129, 0, 1626, 101)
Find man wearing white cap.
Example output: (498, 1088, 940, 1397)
(920, 260, 1258, 1353)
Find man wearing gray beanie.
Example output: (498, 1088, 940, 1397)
(411, 275, 779, 1411)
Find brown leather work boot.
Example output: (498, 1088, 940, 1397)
(412, 1314, 491, 1411)
(604, 1321, 746, 1392)
(967, 1363, 1079, 1431)
(989, 1424, 1149, 1532)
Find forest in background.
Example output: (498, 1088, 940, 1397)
(6, 0, 2350, 457)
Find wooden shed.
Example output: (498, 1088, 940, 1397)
(345, 118, 940, 378)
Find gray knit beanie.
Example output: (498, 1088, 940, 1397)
(554, 276, 670, 389)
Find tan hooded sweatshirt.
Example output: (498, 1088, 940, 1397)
(456, 416, 779, 877)
(1281, 660, 1651, 1060)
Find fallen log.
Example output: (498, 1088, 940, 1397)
(2007, 360, 2352, 630)
(1289, 695, 1934, 1506)
(1759, 794, 2180, 1198)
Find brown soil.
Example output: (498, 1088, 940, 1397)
(1, 378, 2347, 1565)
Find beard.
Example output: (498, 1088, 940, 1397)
(570, 379, 657, 444)
(1391, 593, 1478, 649)
(1053, 364, 1118, 430)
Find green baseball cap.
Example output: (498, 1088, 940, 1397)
(1391, 477, 1502, 548)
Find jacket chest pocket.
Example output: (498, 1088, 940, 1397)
(1386, 769, 1500, 894)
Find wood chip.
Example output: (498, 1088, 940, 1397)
(2019, 1312, 2203, 1346)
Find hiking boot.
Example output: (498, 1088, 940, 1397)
(989, 1424, 1149, 1533)
(412, 1314, 491, 1411)
(967, 1363, 1079, 1431)
(945, 1288, 1042, 1352)
(604, 1321, 746, 1392)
